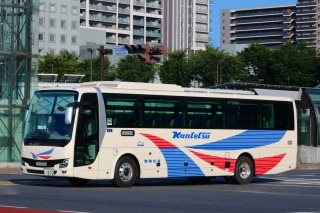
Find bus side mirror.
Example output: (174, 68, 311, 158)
(65, 107, 73, 125)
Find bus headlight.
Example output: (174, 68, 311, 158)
(59, 159, 69, 168)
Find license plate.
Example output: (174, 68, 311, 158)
(36, 161, 47, 167)
(44, 168, 54, 176)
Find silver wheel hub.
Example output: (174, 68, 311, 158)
(119, 163, 133, 182)
(239, 162, 251, 179)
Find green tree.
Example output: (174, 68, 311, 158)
(159, 51, 190, 87)
(38, 51, 80, 79)
(117, 55, 155, 82)
(271, 43, 319, 86)
(78, 56, 115, 82)
(237, 44, 273, 84)
(187, 47, 244, 87)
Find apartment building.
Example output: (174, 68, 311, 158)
(296, 0, 320, 48)
(38, 0, 80, 55)
(221, 5, 296, 48)
(80, 0, 162, 47)
(163, 0, 212, 51)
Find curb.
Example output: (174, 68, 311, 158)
(297, 163, 320, 170)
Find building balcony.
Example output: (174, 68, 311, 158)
(196, 36, 209, 42)
(196, 18, 208, 23)
(146, 22, 161, 28)
(90, 4, 117, 13)
(147, 40, 162, 46)
(196, 7, 208, 14)
(134, 0, 145, 7)
(133, 38, 144, 44)
(196, 0, 208, 5)
(296, 18, 317, 23)
(98, 0, 116, 3)
(196, 27, 208, 32)
(89, 15, 116, 23)
(296, 1, 317, 7)
(133, 20, 144, 26)
(296, 27, 317, 32)
(106, 37, 116, 43)
(118, 8, 130, 14)
(146, 31, 161, 38)
(232, 32, 284, 39)
(231, 12, 284, 19)
(296, 9, 317, 15)
(118, 18, 130, 25)
(118, 38, 130, 44)
(146, 2, 162, 9)
(119, 0, 130, 5)
(133, 30, 144, 36)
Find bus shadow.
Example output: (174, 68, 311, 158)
(10, 176, 282, 188)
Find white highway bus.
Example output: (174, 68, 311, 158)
(21, 82, 297, 187)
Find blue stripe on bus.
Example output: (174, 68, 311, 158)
(160, 148, 204, 178)
(188, 130, 286, 151)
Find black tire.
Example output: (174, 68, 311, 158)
(68, 177, 89, 186)
(113, 156, 138, 187)
(233, 156, 254, 185)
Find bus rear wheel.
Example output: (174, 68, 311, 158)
(233, 156, 253, 185)
(113, 156, 138, 187)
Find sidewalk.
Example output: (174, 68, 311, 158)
(0, 163, 21, 174)
(297, 163, 320, 170)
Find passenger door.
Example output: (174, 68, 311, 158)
(74, 94, 99, 168)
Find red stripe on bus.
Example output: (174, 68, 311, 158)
(141, 134, 176, 148)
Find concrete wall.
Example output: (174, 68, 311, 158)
(298, 145, 320, 163)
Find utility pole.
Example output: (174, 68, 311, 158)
(99, 46, 105, 81)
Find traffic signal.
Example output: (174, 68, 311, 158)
(124, 44, 167, 65)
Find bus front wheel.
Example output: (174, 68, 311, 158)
(113, 156, 138, 187)
(233, 156, 253, 185)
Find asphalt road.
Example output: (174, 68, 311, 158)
(0, 169, 319, 213)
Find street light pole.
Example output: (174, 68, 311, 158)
(216, 59, 224, 86)
(87, 48, 93, 81)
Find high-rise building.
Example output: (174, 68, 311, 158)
(221, 0, 320, 49)
(296, 0, 319, 48)
(220, 5, 296, 48)
(80, 0, 163, 47)
(163, 0, 212, 51)
(38, 0, 80, 55)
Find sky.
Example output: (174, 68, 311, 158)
(211, 0, 297, 47)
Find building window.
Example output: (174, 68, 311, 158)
(49, 34, 56, 43)
(60, 20, 67, 29)
(49, 4, 56, 13)
(49, 49, 55, 55)
(39, 18, 45, 26)
(71, 35, 77, 44)
(60, 5, 67, 14)
(71, 21, 78, 29)
(49, 18, 56, 28)
(71, 6, 78, 15)
(39, 33, 44, 41)
(39, 3, 45, 12)
(60, 35, 67, 44)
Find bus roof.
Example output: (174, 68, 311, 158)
(38, 81, 295, 102)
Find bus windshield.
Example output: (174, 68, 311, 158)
(24, 90, 78, 147)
